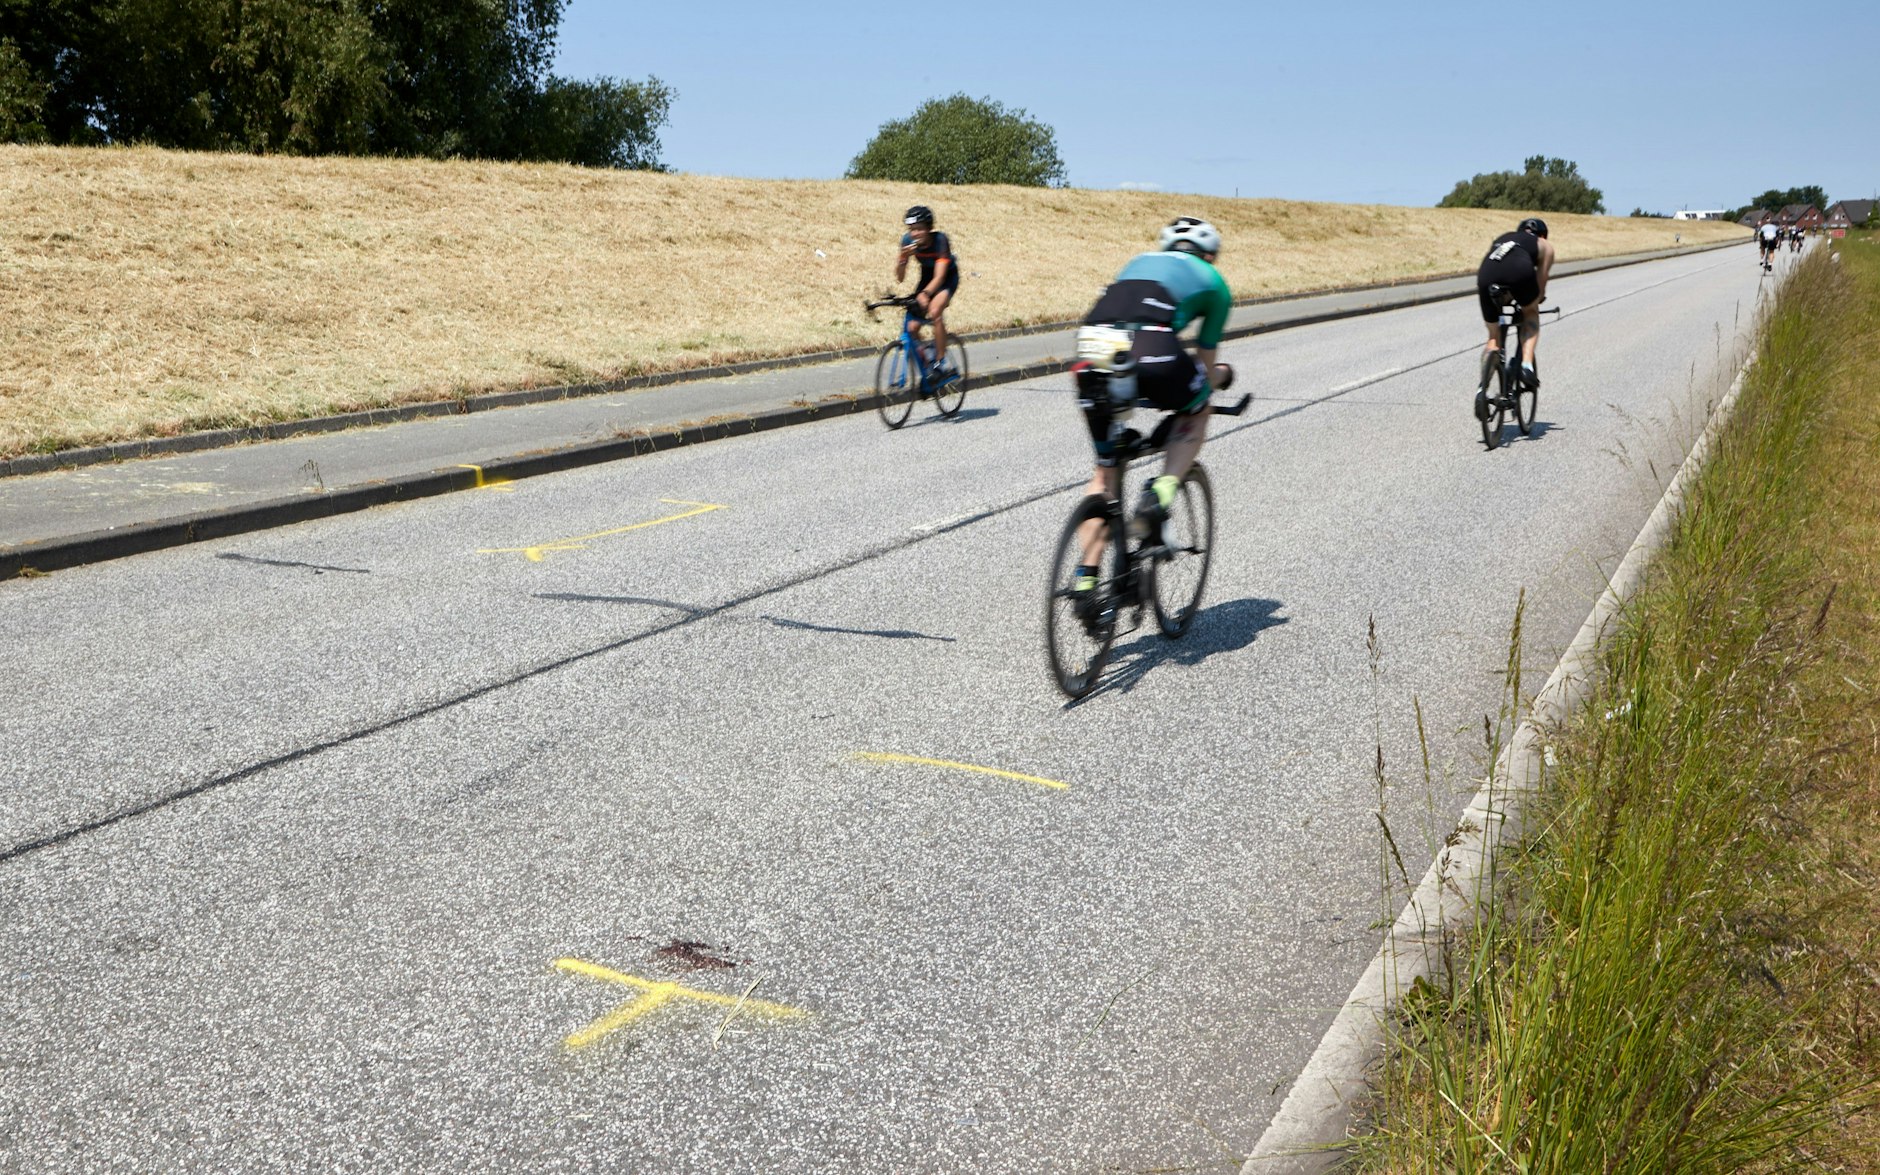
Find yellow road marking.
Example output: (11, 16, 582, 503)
(456, 463, 514, 492)
(480, 499, 724, 561)
(851, 752, 1070, 791)
(552, 957, 805, 1050)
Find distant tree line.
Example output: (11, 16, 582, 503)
(1726, 186, 1830, 221)
(0, 0, 672, 168)
(1439, 156, 1605, 215)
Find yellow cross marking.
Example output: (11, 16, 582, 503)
(479, 499, 725, 561)
(552, 957, 805, 1050)
(851, 751, 1070, 791)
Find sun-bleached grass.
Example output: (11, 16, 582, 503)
(0, 144, 1746, 457)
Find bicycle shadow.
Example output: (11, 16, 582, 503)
(1068, 595, 1289, 707)
(917, 406, 1000, 425)
(1498, 418, 1561, 445)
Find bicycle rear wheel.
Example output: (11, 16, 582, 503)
(1482, 354, 1509, 450)
(933, 340, 969, 418)
(1148, 464, 1214, 637)
(875, 342, 915, 429)
(1515, 358, 1538, 436)
(1045, 495, 1120, 698)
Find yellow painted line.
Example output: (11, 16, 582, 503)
(456, 463, 514, 492)
(552, 957, 805, 1050)
(479, 499, 724, 561)
(851, 751, 1070, 791)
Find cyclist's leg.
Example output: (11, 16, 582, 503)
(1517, 301, 1541, 368)
(926, 289, 953, 364)
(1073, 364, 1124, 569)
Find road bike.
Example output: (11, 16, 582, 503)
(1473, 287, 1560, 450)
(864, 294, 971, 428)
(1044, 369, 1250, 699)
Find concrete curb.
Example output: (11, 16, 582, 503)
(0, 240, 1744, 480)
(1239, 342, 1762, 1172)
(0, 239, 1748, 582)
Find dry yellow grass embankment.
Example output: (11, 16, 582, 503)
(0, 145, 1746, 456)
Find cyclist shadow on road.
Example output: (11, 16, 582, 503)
(1070, 595, 1289, 707)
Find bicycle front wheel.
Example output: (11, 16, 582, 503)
(1149, 464, 1214, 637)
(1045, 495, 1120, 698)
(1515, 360, 1538, 436)
(933, 340, 969, 418)
(875, 342, 915, 429)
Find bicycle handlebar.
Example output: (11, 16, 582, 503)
(863, 293, 922, 321)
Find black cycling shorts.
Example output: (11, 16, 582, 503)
(1476, 253, 1540, 322)
(1075, 325, 1208, 465)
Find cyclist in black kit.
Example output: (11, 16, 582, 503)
(1475, 217, 1556, 396)
(894, 205, 961, 381)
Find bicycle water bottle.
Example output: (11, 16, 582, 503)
(1107, 352, 1137, 420)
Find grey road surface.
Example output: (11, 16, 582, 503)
(0, 246, 1774, 1173)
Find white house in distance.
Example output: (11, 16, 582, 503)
(1672, 209, 1728, 220)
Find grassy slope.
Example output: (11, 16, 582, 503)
(0, 144, 1744, 457)
(1361, 235, 1880, 1171)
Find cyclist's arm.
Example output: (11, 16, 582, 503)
(894, 234, 913, 283)
(1536, 238, 1556, 299)
(1196, 346, 1219, 390)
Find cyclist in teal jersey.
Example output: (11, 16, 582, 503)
(1069, 217, 1233, 589)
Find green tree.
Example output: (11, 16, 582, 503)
(0, 0, 673, 166)
(1438, 155, 1605, 215)
(0, 37, 48, 141)
(847, 93, 1066, 187)
(1747, 185, 1828, 213)
(513, 74, 674, 169)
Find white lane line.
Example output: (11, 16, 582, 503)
(1328, 367, 1403, 395)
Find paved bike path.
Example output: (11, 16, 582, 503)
(0, 241, 1741, 578)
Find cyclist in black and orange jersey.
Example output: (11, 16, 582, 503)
(894, 205, 961, 381)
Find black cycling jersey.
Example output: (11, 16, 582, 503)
(1483, 230, 1543, 268)
(1477, 231, 1542, 322)
(901, 230, 960, 294)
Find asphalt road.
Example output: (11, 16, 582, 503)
(0, 244, 1778, 1173)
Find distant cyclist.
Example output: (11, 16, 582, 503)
(894, 205, 960, 382)
(1067, 216, 1232, 598)
(1757, 221, 1780, 267)
(1475, 217, 1555, 396)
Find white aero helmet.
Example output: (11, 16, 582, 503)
(1159, 215, 1222, 256)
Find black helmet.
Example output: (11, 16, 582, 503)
(1518, 217, 1549, 239)
(903, 205, 934, 227)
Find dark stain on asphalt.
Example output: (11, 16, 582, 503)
(763, 615, 956, 642)
(217, 552, 370, 574)
(653, 940, 744, 971)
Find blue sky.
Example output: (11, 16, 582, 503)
(555, 0, 1876, 214)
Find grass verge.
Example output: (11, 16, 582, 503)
(0, 144, 1744, 458)
(1358, 234, 1880, 1171)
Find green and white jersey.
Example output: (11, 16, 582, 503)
(1108, 251, 1233, 349)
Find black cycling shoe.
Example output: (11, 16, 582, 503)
(1473, 389, 1491, 421)
(1520, 365, 1541, 391)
